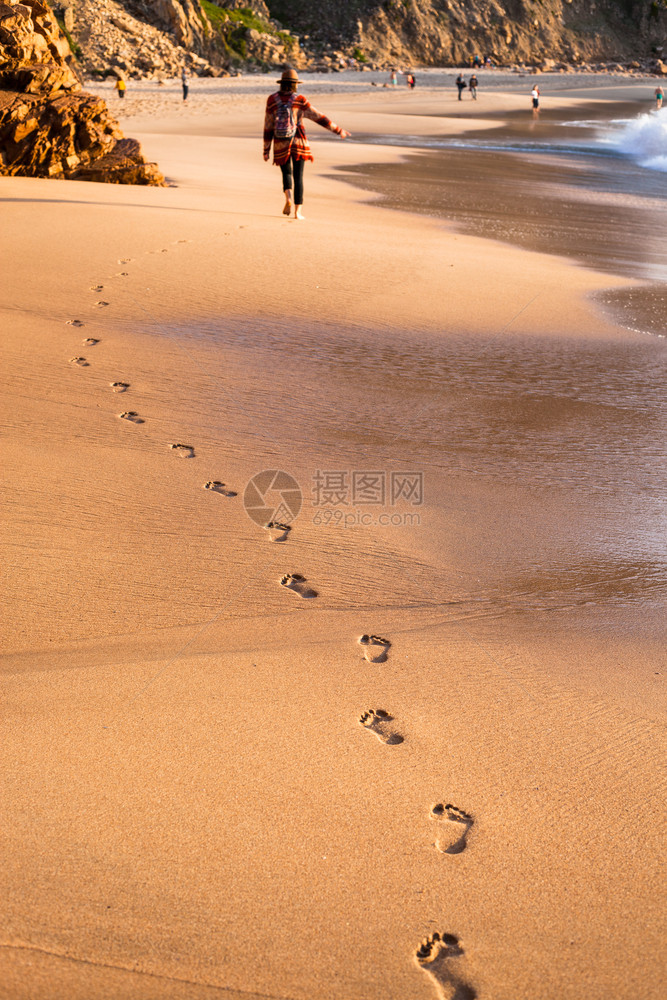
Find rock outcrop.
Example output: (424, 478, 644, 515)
(0, 0, 163, 183)
(0, 0, 80, 95)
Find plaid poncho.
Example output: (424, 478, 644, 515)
(263, 92, 342, 166)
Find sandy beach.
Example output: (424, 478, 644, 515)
(1, 71, 666, 1000)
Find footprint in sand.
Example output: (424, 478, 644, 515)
(69, 356, 89, 366)
(118, 258, 133, 264)
(359, 709, 404, 745)
(114, 271, 129, 278)
(83, 338, 100, 346)
(95, 301, 110, 308)
(415, 933, 476, 1000)
(66, 319, 85, 327)
(203, 481, 237, 497)
(359, 634, 391, 663)
(110, 381, 129, 393)
(90, 285, 104, 292)
(119, 411, 144, 424)
(265, 521, 291, 542)
(171, 443, 195, 458)
(280, 573, 317, 599)
(430, 804, 474, 855)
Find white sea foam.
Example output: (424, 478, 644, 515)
(599, 109, 667, 172)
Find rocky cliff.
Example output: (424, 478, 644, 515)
(0, 0, 163, 183)
(36, 0, 667, 80)
(266, 0, 667, 67)
(51, 0, 306, 79)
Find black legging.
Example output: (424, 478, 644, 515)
(280, 154, 304, 205)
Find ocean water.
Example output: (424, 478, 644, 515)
(343, 102, 667, 337)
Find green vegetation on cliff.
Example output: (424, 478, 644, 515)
(201, 2, 294, 61)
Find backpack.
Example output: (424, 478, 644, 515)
(275, 95, 297, 140)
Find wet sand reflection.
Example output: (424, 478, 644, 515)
(190, 318, 667, 627)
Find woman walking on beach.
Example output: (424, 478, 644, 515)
(263, 68, 351, 220)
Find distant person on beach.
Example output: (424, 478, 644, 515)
(263, 68, 351, 220)
(456, 74, 467, 100)
(406, 73, 416, 89)
(531, 85, 540, 115)
(181, 68, 189, 102)
(115, 77, 126, 100)
(391, 69, 398, 86)
(655, 85, 664, 110)
(469, 74, 478, 100)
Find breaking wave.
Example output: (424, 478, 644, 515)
(600, 109, 667, 172)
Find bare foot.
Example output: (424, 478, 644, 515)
(294, 206, 305, 220)
(283, 195, 292, 216)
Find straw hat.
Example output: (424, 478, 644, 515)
(277, 67, 301, 85)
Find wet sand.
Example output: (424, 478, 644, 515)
(1, 75, 666, 1000)
(341, 105, 667, 338)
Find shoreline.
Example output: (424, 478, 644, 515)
(102, 73, 666, 339)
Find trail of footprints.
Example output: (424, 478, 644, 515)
(65, 241, 239, 490)
(68, 243, 478, 998)
(354, 633, 477, 997)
